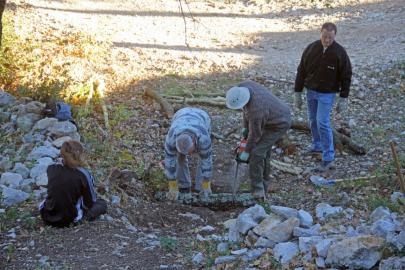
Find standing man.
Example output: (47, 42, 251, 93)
(226, 80, 291, 200)
(294, 22, 352, 171)
(0, 0, 5, 47)
(164, 107, 213, 201)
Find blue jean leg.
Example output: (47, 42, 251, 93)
(306, 89, 335, 161)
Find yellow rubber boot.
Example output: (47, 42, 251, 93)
(167, 180, 179, 201)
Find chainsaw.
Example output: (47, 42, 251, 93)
(231, 137, 249, 199)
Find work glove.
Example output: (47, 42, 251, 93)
(239, 151, 250, 162)
(167, 180, 179, 201)
(199, 180, 212, 199)
(241, 128, 248, 138)
(294, 92, 303, 110)
(336, 97, 348, 114)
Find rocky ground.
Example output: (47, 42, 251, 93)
(0, 0, 404, 269)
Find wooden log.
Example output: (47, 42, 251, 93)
(144, 88, 174, 118)
(390, 141, 405, 194)
(291, 120, 365, 155)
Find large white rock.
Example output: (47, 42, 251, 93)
(52, 136, 72, 148)
(47, 120, 77, 139)
(270, 205, 298, 220)
(35, 173, 48, 186)
(30, 164, 48, 179)
(0, 172, 23, 188)
(0, 90, 16, 108)
(315, 203, 343, 220)
(13, 163, 30, 179)
(235, 204, 268, 235)
(36, 157, 54, 166)
(32, 117, 58, 131)
(298, 209, 313, 228)
(370, 206, 391, 222)
(261, 217, 299, 243)
(273, 242, 299, 264)
(293, 223, 321, 237)
(325, 235, 384, 269)
(298, 236, 324, 253)
(2, 187, 30, 206)
(315, 238, 334, 258)
(371, 219, 396, 238)
(253, 214, 283, 236)
(15, 101, 44, 115)
(28, 146, 59, 160)
(16, 113, 41, 132)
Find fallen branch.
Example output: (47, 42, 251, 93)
(291, 120, 366, 155)
(164, 96, 227, 107)
(270, 159, 302, 175)
(144, 88, 174, 118)
(390, 141, 405, 193)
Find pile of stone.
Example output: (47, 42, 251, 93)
(203, 203, 405, 269)
(0, 90, 80, 207)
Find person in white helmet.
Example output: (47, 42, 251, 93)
(226, 80, 291, 200)
(164, 107, 213, 201)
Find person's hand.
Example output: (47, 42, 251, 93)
(241, 128, 248, 138)
(294, 92, 303, 110)
(200, 180, 212, 199)
(336, 97, 348, 114)
(239, 151, 250, 162)
(167, 181, 179, 201)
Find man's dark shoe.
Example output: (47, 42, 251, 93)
(314, 160, 336, 172)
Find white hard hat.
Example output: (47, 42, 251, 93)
(226, 86, 250, 109)
(176, 133, 194, 155)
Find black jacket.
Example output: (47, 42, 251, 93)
(294, 40, 352, 98)
(41, 164, 93, 227)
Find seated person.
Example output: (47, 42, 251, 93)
(40, 140, 107, 227)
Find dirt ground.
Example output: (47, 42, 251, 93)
(1, 0, 405, 269)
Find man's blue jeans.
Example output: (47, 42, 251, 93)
(306, 89, 335, 161)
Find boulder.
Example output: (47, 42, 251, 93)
(47, 121, 77, 139)
(298, 236, 324, 253)
(28, 146, 59, 160)
(370, 206, 391, 222)
(241, 248, 265, 262)
(326, 235, 384, 269)
(315, 238, 334, 258)
(0, 156, 13, 171)
(16, 113, 41, 132)
(35, 173, 48, 186)
(261, 217, 299, 243)
(298, 209, 313, 228)
(253, 214, 283, 236)
(2, 187, 30, 206)
(30, 164, 48, 179)
(13, 163, 30, 179)
(273, 242, 299, 264)
(52, 136, 72, 148)
(293, 223, 321, 237)
(371, 219, 396, 238)
(315, 203, 343, 220)
(15, 101, 44, 115)
(254, 237, 276, 248)
(32, 118, 58, 131)
(270, 205, 298, 220)
(0, 172, 23, 188)
(0, 91, 16, 108)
